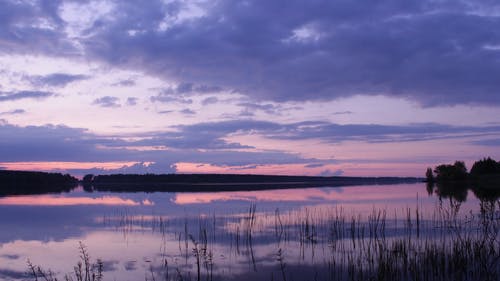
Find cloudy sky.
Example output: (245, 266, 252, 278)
(0, 0, 499, 177)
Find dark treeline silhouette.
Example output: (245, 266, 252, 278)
(84, 173, 422, 192)
(0, 170, 78, 196)
(426, 157, 500, 184)
(470, 157, 500, 177)
(425, 157, 500, 204)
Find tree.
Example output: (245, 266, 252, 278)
(425, 167, 434, 183)
(83, 174, 94, 183)
(434, 161, 467, 182)
(470, 157, 500, 176)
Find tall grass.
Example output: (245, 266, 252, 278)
(28, 198, 499, 281)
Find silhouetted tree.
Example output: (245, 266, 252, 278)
(83, 174, 94, 183)
(425, 167, 434, 183)
(470, 157, 500, 176)
(434, 161, 468, 182)
(0, 170, 78, 196)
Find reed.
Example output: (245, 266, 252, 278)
(27, 197, 499, 281)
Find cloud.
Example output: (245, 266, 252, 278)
(150, 83, 223, 104)
(1, 119, 498, 174)
(318, 169, 344, 177)
(175, 82, 223, 95)
(78, 0, 500, 106)
(0, 90, 54, 102)
(0, 0, 75, 55)
(158, 110, 173, 114)
(471, 138, 500, 147)
(112, 79, 136, 87)
(25, 73, 89, 87)
(201, 96, 218, 106)
(150, 88, 193, 104)
(229, 164, 260, 170)
(92, 96, 121, 108)
(173, 120, 500, 144)
(237, 102, 281, 115)
(304, 163, 325, 168)
(180, 108, 196, 115)
(0, 109, 25, 115)
(126, 97, 138, 106)
(0, 121, 313, 171)
(268, 122, 500, 144)
(333, 111, 353, 115)
(0, 1, 498, 106)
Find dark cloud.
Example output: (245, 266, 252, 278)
(0, 109, 25, 115)
(333, 111, 353, 115)
(201, 96, 218, 106)
(471, 138, 500, 146)
(0, 0, 75, 55)
(0, 121, 312, 172)
(92, 96, 121, 108)
(265, 122, 500, 144)
(171, 82, 223, 95)
(1, 1, 498, 105)
(304, 163, 325, 168)
(150, 83, 223, 105)
(0, 122, 110, 162)
(0, 90, 54, 102)
(126, 97, 138, 106)
(180, 108, 196, 115)
(318, 169, 344, 177)
(25, 73, 89, 87)
(238, 102, 280, 115)
(79, 0, 500, 106)
(229, 164, 260, 170)
(150, 87, 193, 104)
(173, 120, 500, 144)
(158, 110, 173, 114)
(1, 120, 499, 169)
(112, 79, 136, 87)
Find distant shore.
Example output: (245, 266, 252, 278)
(0, 170, 423, 195)
(83, 173, 423, 193)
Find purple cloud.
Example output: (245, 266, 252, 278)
(180, 108, 196, 115)
(80, 0, 500, 106)
(92, 96, 121, 108)
(126, 97, 138, 106)
(25, 73, 89, 87)
(0, 109, 25, 115)
(0, 90, 54, 102)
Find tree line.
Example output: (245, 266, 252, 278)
(0, 170, 78, 196)
(426, 157, 500, 183)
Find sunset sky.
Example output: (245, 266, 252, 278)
(0, 0, 499, 177)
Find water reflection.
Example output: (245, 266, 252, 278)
(0, 194, 153, 206)
(0, 183, 498, 281)
(173, 185, 422, 205)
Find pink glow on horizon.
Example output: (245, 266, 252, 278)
(0, 161, 426, 177)
(175, 162, 342, 176)
(0, 161, 140, 171)
(0, 195, 153, 206)
(175, 162, 424, 177)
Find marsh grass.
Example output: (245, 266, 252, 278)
(28, 242, 103, 281)
(29, 198, 499, 281)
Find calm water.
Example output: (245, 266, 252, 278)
(0, 183, 497, 280)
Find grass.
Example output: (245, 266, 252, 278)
(27, 198, 499, 281)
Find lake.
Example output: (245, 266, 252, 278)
(0, 182, 498, 281)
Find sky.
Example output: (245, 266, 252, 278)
(0, 0, 499, 177)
